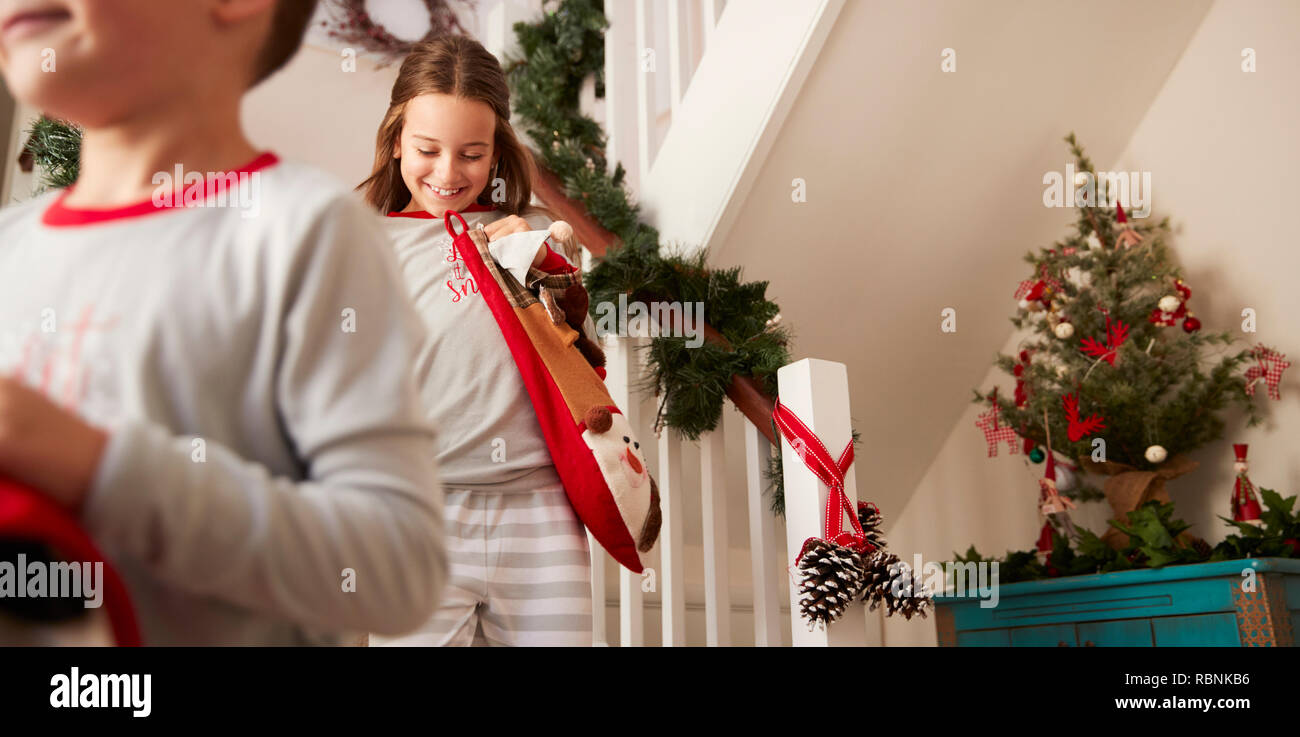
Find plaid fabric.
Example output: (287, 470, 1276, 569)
(974, 403, 1019, 457)
(468, 227, 583, 311)
(1244, 344, 1290, 401)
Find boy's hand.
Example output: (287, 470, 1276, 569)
(0, 377, 108, 512)
(482, 215, 549, 267)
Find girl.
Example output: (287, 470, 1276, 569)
(361, 37, 594, 647)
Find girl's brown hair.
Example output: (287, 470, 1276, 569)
(359, 36, 549, 219)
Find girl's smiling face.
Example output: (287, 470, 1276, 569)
(395, 93, 497, 216)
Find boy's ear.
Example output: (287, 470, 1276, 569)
(211, 0, 277, 25)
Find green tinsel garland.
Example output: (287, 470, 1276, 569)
(22, 116, 81, 192)
(507, 0, 800, 514)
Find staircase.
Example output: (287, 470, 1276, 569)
(487, 0, 862, 646)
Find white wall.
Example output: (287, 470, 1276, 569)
(887, 0, 1300, 646)
(2, 95, 37, 206)
(241, 43, 399, 189)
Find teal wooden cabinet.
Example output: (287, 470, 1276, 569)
(934, 558, 1299, 646)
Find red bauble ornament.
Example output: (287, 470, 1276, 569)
(1182, 315, 1202, 333)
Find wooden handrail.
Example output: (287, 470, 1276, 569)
(533, 161, 778, 447)
(533, 165, 617, 258)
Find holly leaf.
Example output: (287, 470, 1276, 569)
(1258, 488, 1295, 517)
(1218, 515, 1265, 538)
(1075, 528, 1116, 562)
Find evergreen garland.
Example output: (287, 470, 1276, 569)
(21, 116, 81, 192)
(506, 0, 795, 504)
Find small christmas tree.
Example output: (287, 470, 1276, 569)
(973, 134, 1278, 551)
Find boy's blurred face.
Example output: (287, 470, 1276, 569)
(0, 0, 228, 126)
(395, 93, 497, 217)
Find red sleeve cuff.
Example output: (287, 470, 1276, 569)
(538, 241, 577, 274)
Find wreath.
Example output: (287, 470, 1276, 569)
(320, 0, 473, 65)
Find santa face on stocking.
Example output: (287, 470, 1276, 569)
(581, 407, 661, 554)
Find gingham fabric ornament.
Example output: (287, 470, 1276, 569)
(975, 399, 1019, 457)
(1244, 344, 1290, 400)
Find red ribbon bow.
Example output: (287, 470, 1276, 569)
(773, 399, 871, 554)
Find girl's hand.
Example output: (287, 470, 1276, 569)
(483, 215, 549, 267)
(0, 377, 108, 513)
(482, 215, 532, 241)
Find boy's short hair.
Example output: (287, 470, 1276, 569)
(253, 0, 320, 86)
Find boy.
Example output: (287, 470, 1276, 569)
(0, 0, 446, 644)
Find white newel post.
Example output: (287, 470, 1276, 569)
(778, 359, 868, 646)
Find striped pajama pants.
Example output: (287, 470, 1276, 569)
(371, 482, 593, 647)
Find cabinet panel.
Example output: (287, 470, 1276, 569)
(1010, 624, 1077, 647)
(1152, 613, 1240, 646)
(1076, 618, 1154, 646)
(956, 629, 1010, 646)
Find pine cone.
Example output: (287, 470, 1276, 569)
(1190, 537, 1212, 559)
(856, 502, 886, 551)
(860, 549, 933, 621)
(795, 538, 866, 630)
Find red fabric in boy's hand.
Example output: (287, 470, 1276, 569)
(0, 478, 141, 646)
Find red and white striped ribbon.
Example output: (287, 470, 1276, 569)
(773, 399, 868, 552)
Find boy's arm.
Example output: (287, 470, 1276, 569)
(80, 196, 446, 637)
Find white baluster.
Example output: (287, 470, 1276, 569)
(666, 0, 692, 117)
(700, 424, 731, 646)
(588, 530, 608, 646)
(745, 420, 782, 646)
(579, 246, 607, 646)
(778, 359, 867, 646)
(603, 336, 644, 646)
(481, 0, 534, 63)
(658, 429, 686, 646)
(619, 562, 644, 647)
(603, 0, 643, 199)
(634, 0, 656, 180)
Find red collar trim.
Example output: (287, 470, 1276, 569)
(387, 201, 497, 218)
(41, 151, 281, 227)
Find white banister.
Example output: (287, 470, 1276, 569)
(777, 358, 867, 646)
(588, 530, 608, 646)
(619, 563, 644, 647)
(481, 0, 534, 64)
(603, 0, 644, 199)
(633, 0, 656, 183)
(744, 420, 782, 646)
(666, 0, 693, 117)
(700, 424, 731, 645)
(657, 429, 686, 646)
(602, 336, 645, 646)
